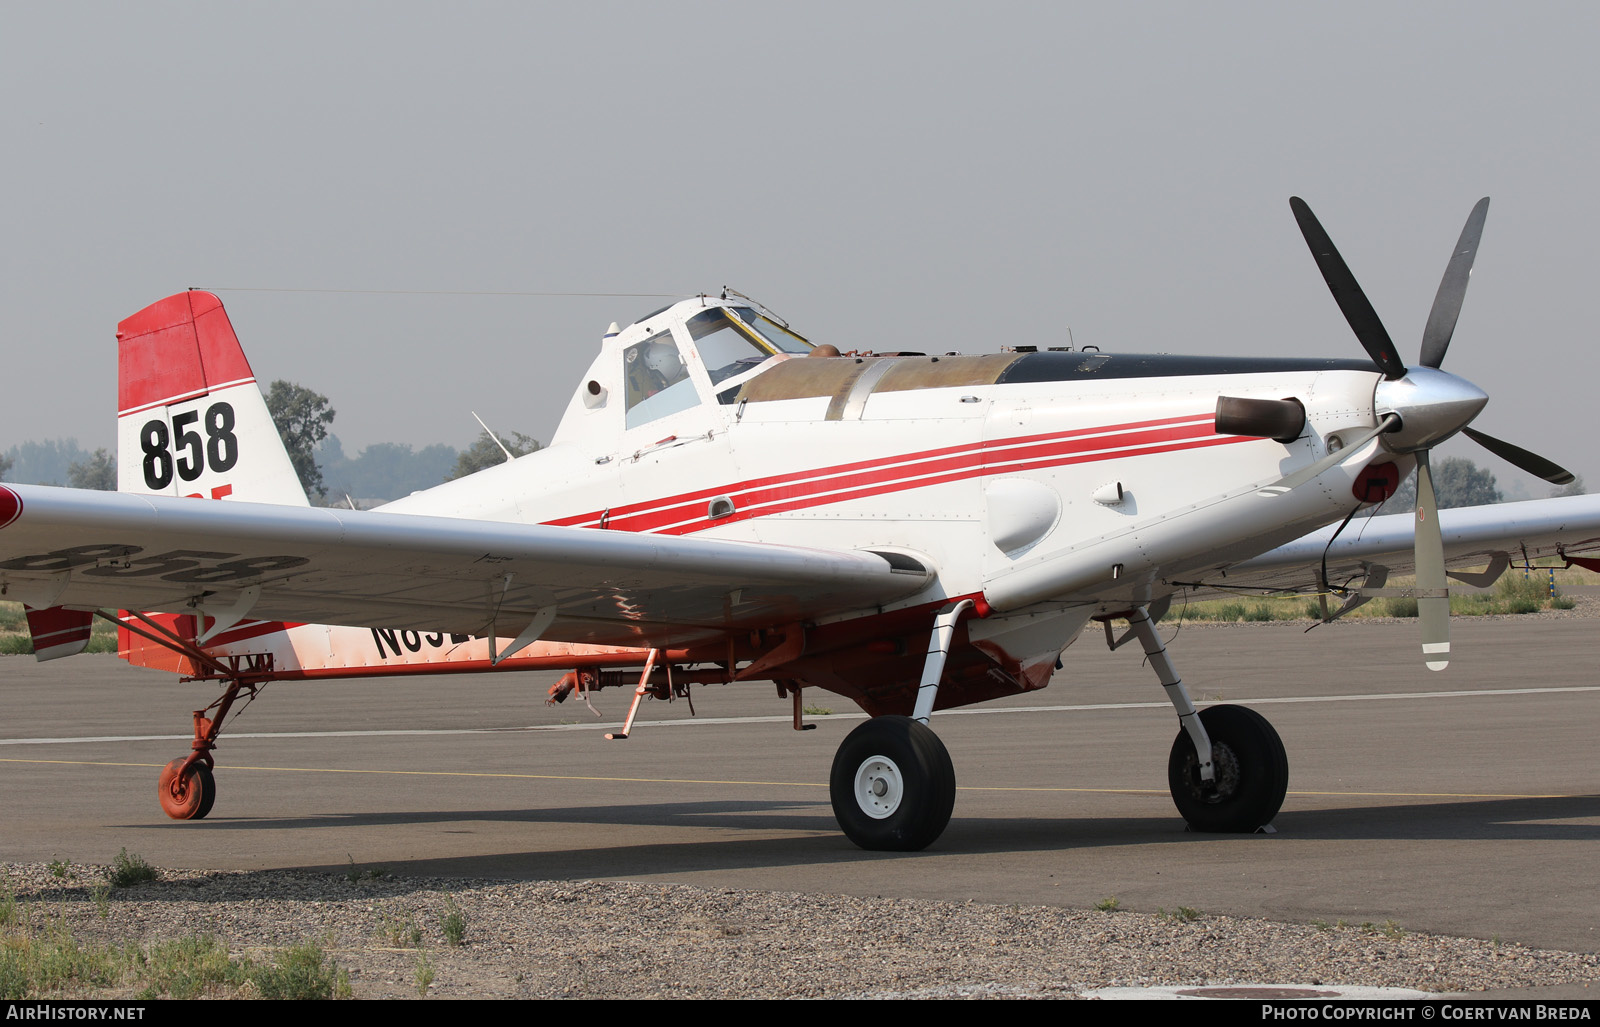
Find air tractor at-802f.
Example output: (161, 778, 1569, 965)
(2, 197, 1596, 850)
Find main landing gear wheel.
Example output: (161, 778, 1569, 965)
(158, 759, 216, 821)
(1167, 704, 1287, 833)
(830, 715, 956, 851)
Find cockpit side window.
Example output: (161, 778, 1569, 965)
(623, 334, 699, 429)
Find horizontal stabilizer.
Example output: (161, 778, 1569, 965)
(24, 606, 93, 661)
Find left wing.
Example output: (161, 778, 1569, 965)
(0, 484, 932, 649)
(1214, 493, 1600, 597)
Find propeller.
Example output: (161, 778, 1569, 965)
(1290, 196, 1575, 670)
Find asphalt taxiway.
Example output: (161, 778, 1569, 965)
(2, 614, 1596, 956)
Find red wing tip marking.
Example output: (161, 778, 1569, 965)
(0, 486, 20, 530)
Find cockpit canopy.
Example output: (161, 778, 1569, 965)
(552, 296, 814, 447)
(620, 304, 811, 429)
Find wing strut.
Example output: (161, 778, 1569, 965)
(911, 599, 976, 724)
(605, 649, 660, 741)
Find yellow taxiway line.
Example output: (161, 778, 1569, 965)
(0, 756, 1573, 800)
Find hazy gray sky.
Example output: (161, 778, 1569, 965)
(3, 2, 1596, 495)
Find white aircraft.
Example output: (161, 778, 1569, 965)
(3, 198, 1598, 850)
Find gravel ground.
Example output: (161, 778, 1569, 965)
(5, 860, 1598, 999)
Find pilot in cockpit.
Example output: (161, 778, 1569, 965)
(625, 338, 689, 404)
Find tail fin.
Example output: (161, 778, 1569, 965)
(116, 291, 309, 506)
(113, 292, 301, 671)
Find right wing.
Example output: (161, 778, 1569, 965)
(1218, 493, 1600, 597)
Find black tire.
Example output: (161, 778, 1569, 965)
(192, 765, 216, 820)
(830, 715, 956, 851)
(1167, 704, 1288, 833)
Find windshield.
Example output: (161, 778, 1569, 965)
(682, 306, 814, 404)
(683, 310, 773, 383)
(728, 307, 810, 354)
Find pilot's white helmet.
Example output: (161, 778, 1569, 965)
(644, 340, 683, 378)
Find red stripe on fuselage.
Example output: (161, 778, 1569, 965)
(644, 417, 1220, 533)
(545, 412, 1211, 530)
(660, 432, 1247, 535)
(546, 414, 1245, 536)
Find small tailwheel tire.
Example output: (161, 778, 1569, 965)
(157, 758, 216, 821)
(830, 715, 956, 851)
(1168, 704, 1288, 833)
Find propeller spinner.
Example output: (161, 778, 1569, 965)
(1290, 196, 1575, 671)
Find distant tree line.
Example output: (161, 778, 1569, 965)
(264, 380, 539, 504)
(316, 435, 458, 504)
(271, 381, 540, 501)
(0, 439, 116, 490)
(1385, 458, 1585, 512)
(449, 429, 541, 479)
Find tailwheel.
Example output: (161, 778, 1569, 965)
(157, 758, 216, 821)
(1167, 704, 1288, 833)
(829, 715, 956, 851)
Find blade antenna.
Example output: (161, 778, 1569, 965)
(472, 411, 517, 463)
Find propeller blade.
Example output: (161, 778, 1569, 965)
(1420, 198, 1490, 369)
(1290, 197, 1409, 380)
(1462, 427, 1576, 485)
(1414, 451, 1450, 671)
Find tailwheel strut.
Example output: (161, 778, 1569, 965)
(159, 677, 259, 821)
(101, 609, 270, 822)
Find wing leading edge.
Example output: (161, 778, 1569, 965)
(0, 484, 932, 649)
(1219, 493, 1600, 597)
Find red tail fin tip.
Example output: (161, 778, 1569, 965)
(117, 291, 255, 416)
